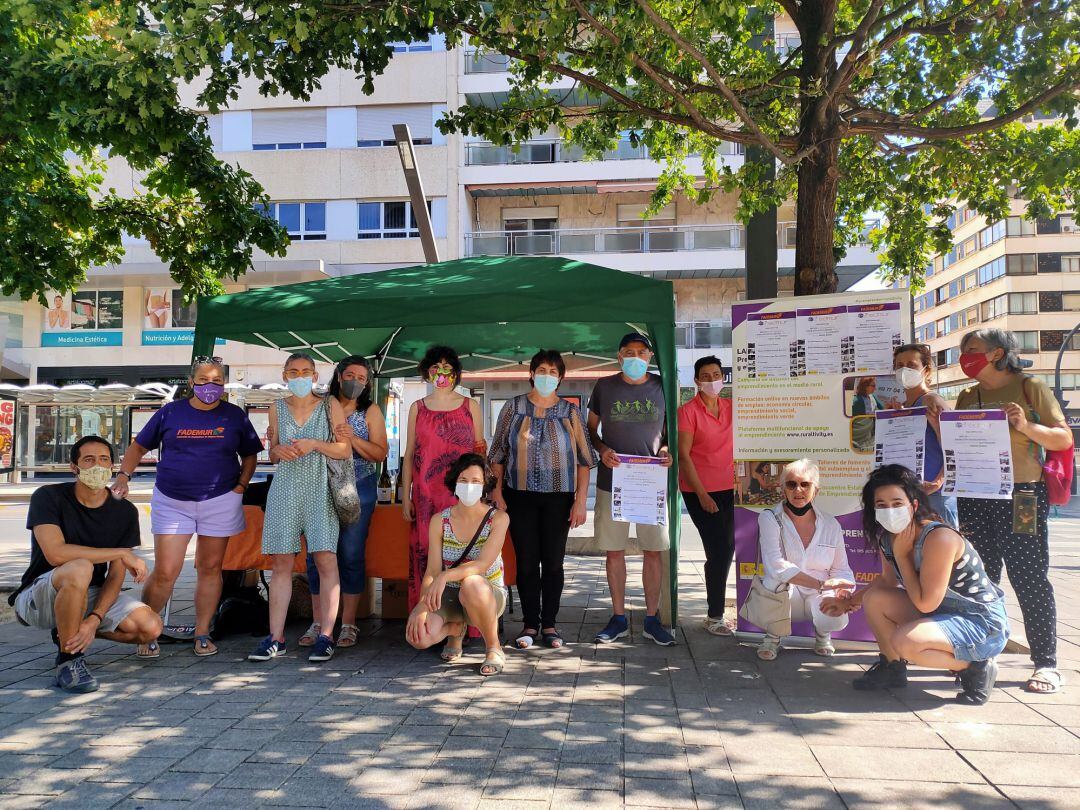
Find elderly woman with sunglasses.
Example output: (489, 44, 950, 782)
(755, 459, 854, 661)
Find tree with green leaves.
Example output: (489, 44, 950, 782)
(156, 0, 1078, 294)
(0, 0, 287, 303)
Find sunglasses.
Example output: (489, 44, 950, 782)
(784, 480, 814, 491)
(193, 355, 224, 365)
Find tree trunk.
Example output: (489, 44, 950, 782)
(794, 138, 841, 296)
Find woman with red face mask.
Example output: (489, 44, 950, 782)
(400, 346, 486, 627)
(954, 329, 1072, 694)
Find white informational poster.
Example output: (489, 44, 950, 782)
(940, 410, 1014, 499)
(797, 305, 855, 376)
(873, 407, 927, 479)
(742, 311, 799, 379)
(849, 303, 903, 372)
(610, 455, 667, 526)
(733, 289, 911, 643)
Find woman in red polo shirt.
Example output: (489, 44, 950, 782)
(677, 356, 735, 636)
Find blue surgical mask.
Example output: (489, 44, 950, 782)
(287, 377, 313, 397)
(621, 357, 648, 380)
(533, 374, 559, 396)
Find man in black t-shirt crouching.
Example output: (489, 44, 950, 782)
(8, 436, 161, 692)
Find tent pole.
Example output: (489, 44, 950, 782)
(650, 319, 681, 627)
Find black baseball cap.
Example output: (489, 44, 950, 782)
(619, 332, 652, 350)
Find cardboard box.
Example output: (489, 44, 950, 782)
(380, 578, 409, 620)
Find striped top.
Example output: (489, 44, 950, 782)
(346, 407, 377, 480)
(440, 508, 504, 589)
(488, 394, 597, 493)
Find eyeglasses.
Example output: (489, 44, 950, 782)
(784, 481, 814, 491)
(193, 355, 223, 365)
(284, 369, 315, 379)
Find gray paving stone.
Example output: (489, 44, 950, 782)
(130, 772, 221, 801)
(832, 777, 1015, 809)
(734, 774, 846, 809)
(170, 746, 251, 773)
(215, 762, 301, 790)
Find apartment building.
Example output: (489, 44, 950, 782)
(3, 22, 885, 466)
(912, 204, 1080, 418)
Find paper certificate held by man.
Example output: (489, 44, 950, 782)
(610, 454, 667, 526)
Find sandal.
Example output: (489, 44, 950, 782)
(298, 623, 321, 647)
(757, 635, 780, 661)
(479, 649, 505, 676)
(441, 628, 466, 662)
(137, 641, 160, 659)
(703, 616, 735, 637)
(337, 624, 359, 648)
(193, 635, 218, 657)
(1025, 667, 1063, 694)
(515, 628, 539, 649)
(541, 629, 564, 649)
(814, 634, 836, 657)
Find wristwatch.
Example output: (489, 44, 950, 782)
(116, 471, 131, 480)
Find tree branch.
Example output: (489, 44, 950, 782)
(818, 0, 886, 123)
(849, 77, 1078, 140)
(631, 0, 792, 163)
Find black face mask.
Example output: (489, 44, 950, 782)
(785, 499, 814, 517)
(340, 379, 366, 400)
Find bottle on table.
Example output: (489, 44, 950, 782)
(377, 464, 393, 504)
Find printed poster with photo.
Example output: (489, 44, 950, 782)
(732, 289, 911, 642)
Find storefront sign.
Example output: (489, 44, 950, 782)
(732, 289, 911, 642)
(142, 329, 225, 346)
(42, 332, 123, 347)
(0, 394, 16, 473)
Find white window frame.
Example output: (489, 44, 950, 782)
(1062, 255, 1080, 273)
(265, 202, 327, 241)
(357, 200, 430, 239)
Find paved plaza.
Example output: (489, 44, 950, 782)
(0, 502, 1079, 808)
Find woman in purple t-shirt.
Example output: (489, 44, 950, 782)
(112, 357, 264, 658)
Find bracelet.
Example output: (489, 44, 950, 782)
(116, 471, 131, 480)
(89, 611, 104, 623)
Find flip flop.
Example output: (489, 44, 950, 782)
(193, 635, 218, 657)
(137, 641, 160, 659)
(479, 650, 505, 676)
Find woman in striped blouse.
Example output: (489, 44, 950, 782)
(489, 349, 598, 650)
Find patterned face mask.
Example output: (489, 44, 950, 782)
(429, 364, 455, 389)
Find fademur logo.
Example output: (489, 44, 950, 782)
(176, 427, 226, 439)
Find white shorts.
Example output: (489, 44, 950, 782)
(594, 489, 669, 552)
(151, 488, 246, 537)
(14, 570, 145, 633)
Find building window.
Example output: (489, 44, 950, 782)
(1008, 292, 1037, 314)
(1042, 292, 1064, 312)
(356, 104, 434, 147)
(251, 109, 327, 150)
(1063, 293, 1080, 312)
(261, 202, 326, 240)
(937, 347, 961, 367)
(1014, 331, 1039, 352)
(977, 257, 1005, 286)
(1063, 255, 1080, 273)
(1006, 216, 1037, 237)
(1006, 254, 1037, 276)
(1042, 330, 1080, 352)
(935, 284, 950, 305)
(978, 220, 1005, 250)
(357, 200, 430, 239)
(981, 294, 1006, 321)
(390, 35, 436, 52)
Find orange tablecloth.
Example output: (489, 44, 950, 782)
(222, 504, 517, 585)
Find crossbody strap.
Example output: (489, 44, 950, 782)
(448, 507, 497, 569)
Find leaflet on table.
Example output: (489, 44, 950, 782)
(797, 306, 855, 376)
(848, 303, 903, 372)
(873, 407, 927, 480)
(610, 455, 667, 527)
(939, 410, 1014, 499)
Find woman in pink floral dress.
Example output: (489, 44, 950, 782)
(400, 346, 485, 610)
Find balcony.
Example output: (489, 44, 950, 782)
(777, 219, 880, 249)
(464, 139, 744, 166)
(464, 51, 514, 74)
(465, 223, 744, 257)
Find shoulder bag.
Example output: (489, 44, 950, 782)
(738, 510, 792, 636)
(1020, 376, 1075, 505)
(324, 400, 362, 524)
(447, 507, 497, 569)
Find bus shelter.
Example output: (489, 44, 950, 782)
(191, 256, 685, 621)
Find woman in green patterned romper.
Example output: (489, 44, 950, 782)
(405, 453, 509, 676)
(249, 353, 350, 664)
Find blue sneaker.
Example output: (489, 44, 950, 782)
(643, 614, 677, 646)
(308, 634, 335, 662)
(594, 614, 630, 643)
(55, 656, 99, 693)
(248, 635, 286, 662)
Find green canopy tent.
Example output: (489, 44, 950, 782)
(192, 255, 684, 622)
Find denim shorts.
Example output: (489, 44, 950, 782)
(931, 598, 1009, 662)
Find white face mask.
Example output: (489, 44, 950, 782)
(876, 505, 912, 534)
(895, 367, 924, 390)
(455, 482, 484, 507)
(699, 380, 724, 396)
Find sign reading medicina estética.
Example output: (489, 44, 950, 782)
(732, 289, 911, 642)
(42, 289, 123, 347)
